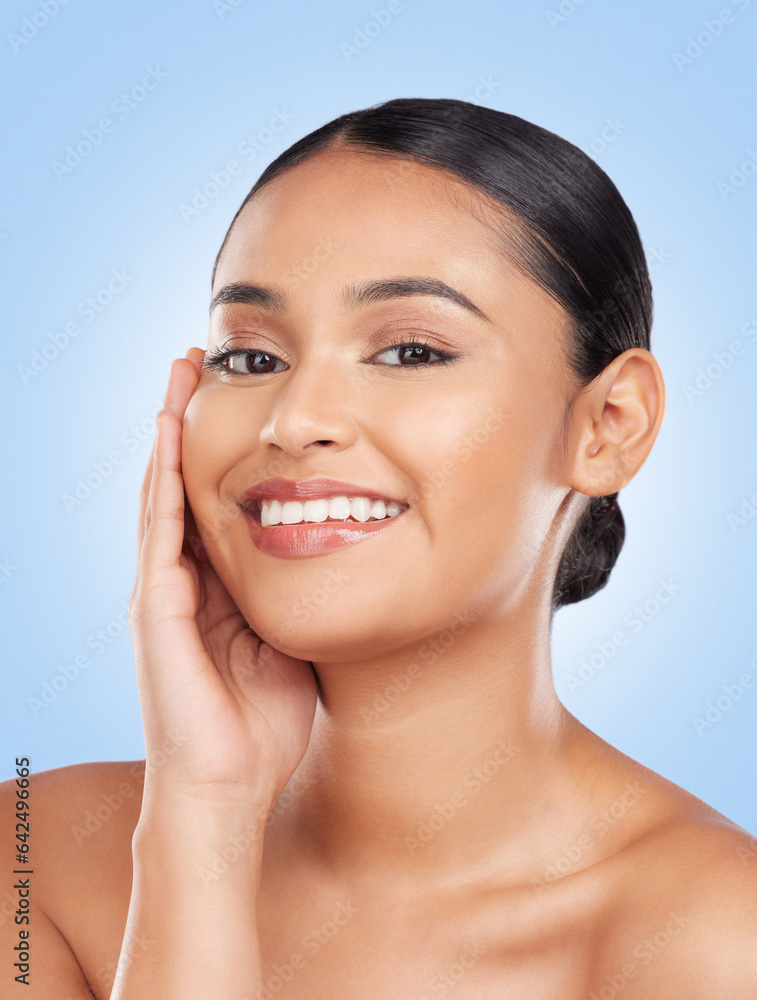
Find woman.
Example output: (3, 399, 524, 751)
(4, 98, 755, 998)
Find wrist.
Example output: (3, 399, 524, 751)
(141, 769, 278, 810)
(135, 784, 274, 846)
(133, 800, 269, 893)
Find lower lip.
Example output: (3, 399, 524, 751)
(241, 506, 407, 559)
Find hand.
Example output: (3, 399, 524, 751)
(129, 350, 319, 811)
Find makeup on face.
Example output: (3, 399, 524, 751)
(238, 476, 411, 559)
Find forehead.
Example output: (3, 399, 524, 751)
(211, 148, 569, 361)
(215, 149, 520, 287)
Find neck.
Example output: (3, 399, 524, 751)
(273, 599, 595, 895)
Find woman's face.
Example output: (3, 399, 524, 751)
(182, 149, 577, 661)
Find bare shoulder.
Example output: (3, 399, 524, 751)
(19, 758, 144, 897)
(8, 759, 146, 861)
(0, 759, 146, 997)
(594, 772, 757, 998)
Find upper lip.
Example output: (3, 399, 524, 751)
(239, 478, 409, 510)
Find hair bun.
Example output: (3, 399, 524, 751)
(552, 493, 625, 608)
(589, 493, 621, 526)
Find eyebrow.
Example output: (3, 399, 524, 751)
(209, 276, 492, 323)
(210, 282, 286, 313)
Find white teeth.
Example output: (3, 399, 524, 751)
(303, 499, 329, 522)
(350, 497, 372, 522)
(328, 496, 352, 521)
(259, 494, 404, 527)
(280, 500, 306, 524)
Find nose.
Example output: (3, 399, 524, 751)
(257, 358, 359, 457)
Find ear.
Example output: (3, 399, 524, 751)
(567, 348, 665, 497)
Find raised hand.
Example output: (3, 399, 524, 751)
(129, 349, 319, 812)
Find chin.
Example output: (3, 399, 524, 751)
(252, 616, 394, 665)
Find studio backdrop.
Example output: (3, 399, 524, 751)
(2, 0, 756, 834)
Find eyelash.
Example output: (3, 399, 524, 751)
(201, 338, 458, 376)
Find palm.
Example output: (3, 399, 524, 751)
(132, 350, 319, 807)
(180, 543, 318, 794)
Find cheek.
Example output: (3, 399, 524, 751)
(181, 389, 247, 552)
(422, 382, 564, 600)
(443, 422, 535, 558)
(175, 362, 565, 647)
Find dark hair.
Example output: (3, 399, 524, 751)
(212, 98, 652, 610)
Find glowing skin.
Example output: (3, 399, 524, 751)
(173, 156, 753, 990)
(184, 150, 576, 666)
(177, 152, 662, 895)
(182, 150, 588, 887)
(170, 150, 756, 995)
(12, 148, 757, 1000)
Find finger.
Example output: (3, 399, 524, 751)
(136, 436, 156, 563)
(185, 346, 205, 378)
(136, 357, 193, 564)
(171, 354, 205, 563)
(163, 357, 200, 423)
(142, 408, 187, 577)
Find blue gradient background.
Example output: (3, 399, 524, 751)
(2, 1, 755, 832)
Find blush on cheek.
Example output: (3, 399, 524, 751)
(181, 398, 229, 508)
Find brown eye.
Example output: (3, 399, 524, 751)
(372, 340, 456, 369)
(400, 345, 433, 365)
(225, 351, 280, 375)
(202, 348, 286, 376)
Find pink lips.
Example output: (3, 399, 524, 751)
(238, 477, 409, 560)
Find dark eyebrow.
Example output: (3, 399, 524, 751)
(341, 276, 492, 323)
(210, 282, 287, 313)
(209, 276, 492, 323)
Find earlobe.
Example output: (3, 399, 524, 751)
(569, 348, 665, 498)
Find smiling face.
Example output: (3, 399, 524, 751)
(182, 148, 579, 661)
